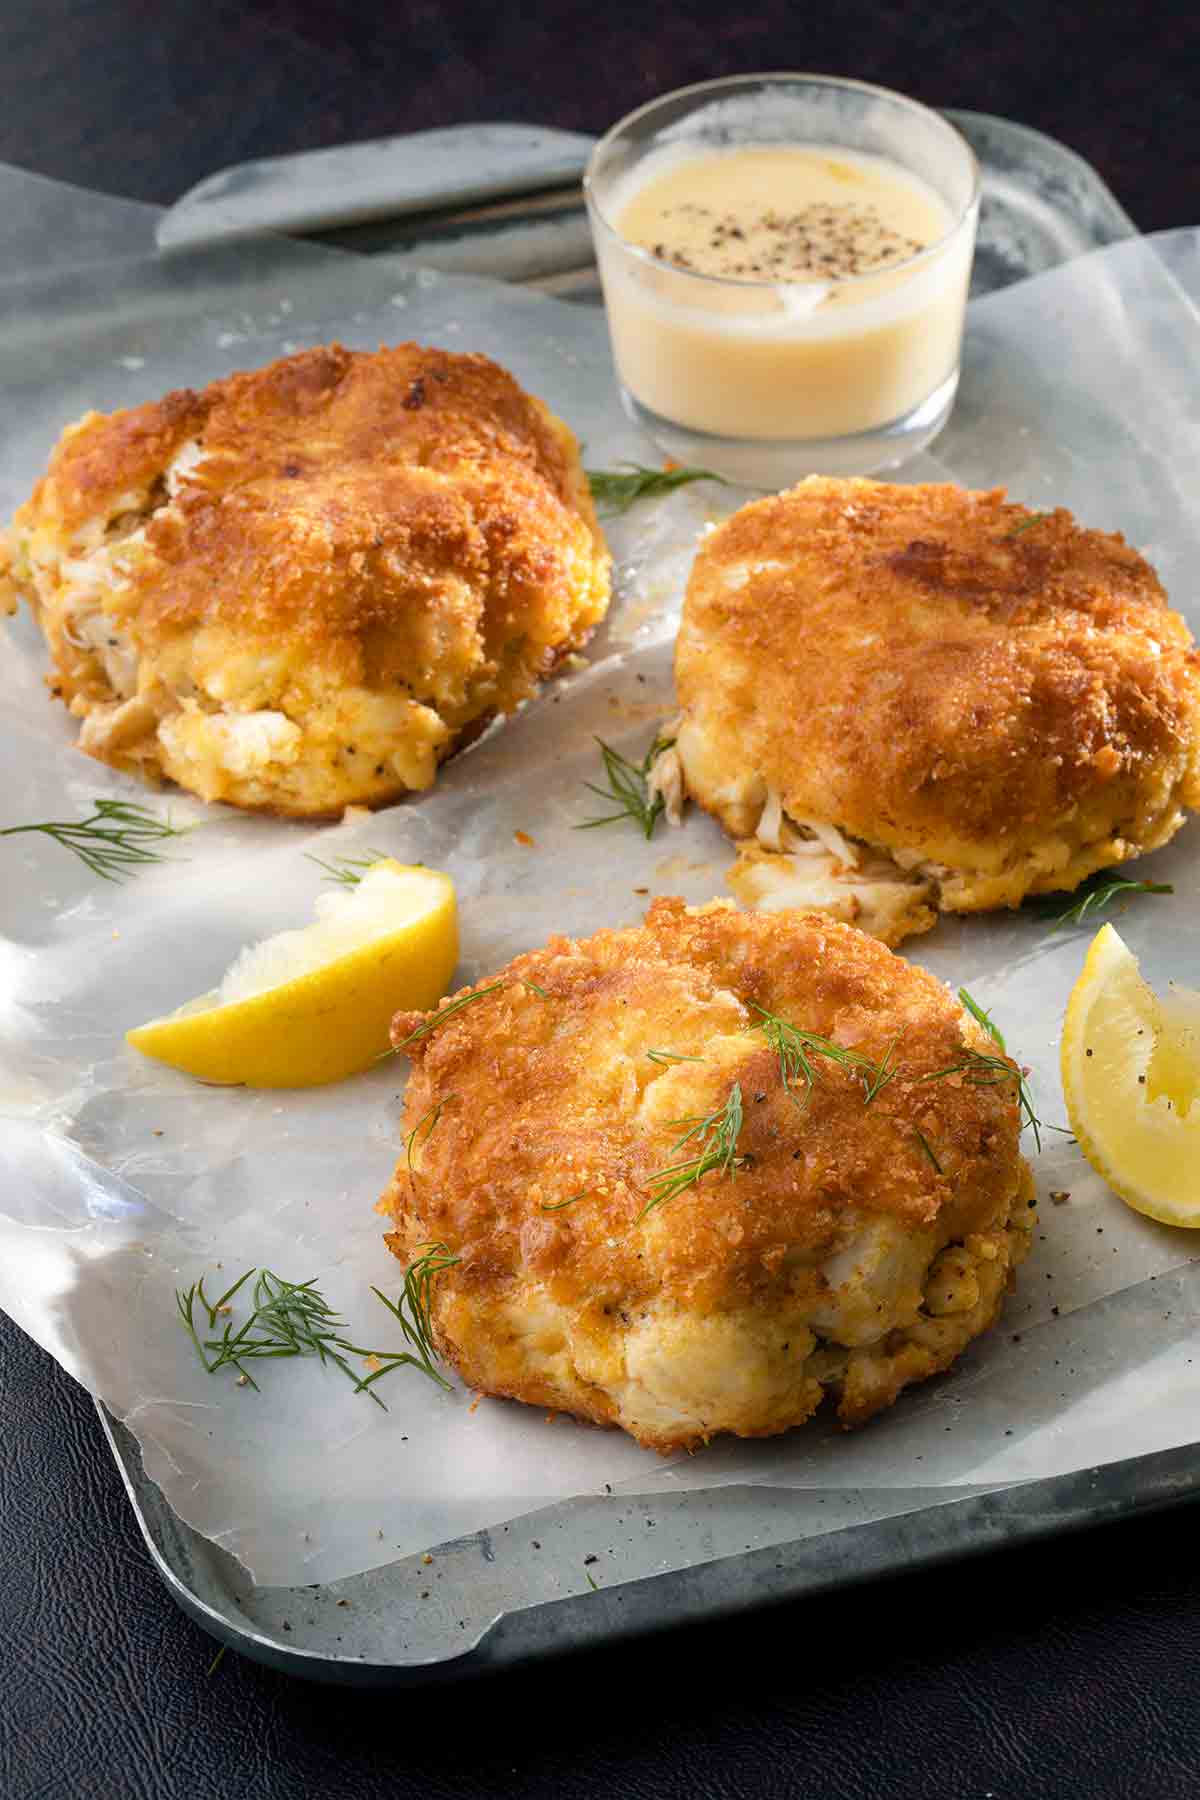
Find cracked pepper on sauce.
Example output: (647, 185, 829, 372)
(599, 145, 971, 440)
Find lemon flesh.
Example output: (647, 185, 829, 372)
(1061, 923, 1200, 1227)
(127, 861, 457, 1088)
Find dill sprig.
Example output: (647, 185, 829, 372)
(1006, 511, 1047, 539)
(586, 462, 727, 518)
(395, 981, 507, 1050)
(2, 798, 188, 881)
(371, 1243, 460, 1392)
(748, 1001, 883, 1109)
(913, 1126, 944, 1173)
(641, 1082, 745, 1217)
(920, 1049, 1042, 1152)
(405, 1093, 458, 1180)
(576, 734, 674, 840)
(393, 976, 550, 1057)
(539, 1188, 594, 1212)
(175, 1259, 458, 1407)
(1039, 876, 1174, 929)
(958, 987, 1006, 1050)
(646, 1048, 705, 1065)
(305, 849, 388, 886)
(862, 1033, 903, 1104)
(923, 991, 1041, 1149)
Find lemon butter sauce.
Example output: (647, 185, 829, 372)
(594, 141, 973, 444)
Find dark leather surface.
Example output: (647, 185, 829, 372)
(3, 4, 1200, 1795)
(6, 1306, 1200, 1798)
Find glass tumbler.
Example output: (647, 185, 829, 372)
(585, 74, 980, 485)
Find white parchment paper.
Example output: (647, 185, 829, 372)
(1, 195, 1198, 1586)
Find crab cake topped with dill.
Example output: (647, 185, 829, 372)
(1, 344, 610, 816)
(380, 898, 1034, 1453)
(662, 477, 1200, 944)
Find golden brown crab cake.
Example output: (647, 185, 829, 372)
(2, 344, 610, 816)
(664, 477, 1200, 944)
(380, 897, 1034, 1453)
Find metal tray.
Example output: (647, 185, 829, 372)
(99, 1406, 1200, 1684)
(79, 116, 1171, 1684)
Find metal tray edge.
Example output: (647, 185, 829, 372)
(98, 1400, 1200, 1686)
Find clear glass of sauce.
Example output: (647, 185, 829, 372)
(585, 74, 980, 484)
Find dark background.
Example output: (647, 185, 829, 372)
(3, 3, 1200, 1797)
(3, 0, 1197, 230)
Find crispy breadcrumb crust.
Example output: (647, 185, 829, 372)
(2, 344, 610, 815)
(380, 898, 1034, 1452)
(674, 478, 1200, 930)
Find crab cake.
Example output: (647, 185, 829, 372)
(381, 898, 1034, 1453)
(663, 477, 1200, 944)
(1, 344, 610, 816)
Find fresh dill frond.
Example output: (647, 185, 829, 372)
(2, 798, 189, 881)
(913, 1126, 944, 1173)
(585, 461, 727, 518)
(523, 980, 551, 999)
(370, 1242, 460, 1392)
(645, 1048, 705, 1065)
(920, 1049, 1042, 1152)
(641, 1082, 745, 1217)
(395, 981, 507, 1050)
(862, 1033, 903, 1104)
(958, 987, 1006, 1050)
(539, 1188, 594, 1212)
(585, 1570, 600, 1592)
(1006, 511, 1047, 539)
(175, 1265, 457, 1408)
(1039, 876, 1174, 929)
(576, 734, 674, 840)
(305, 849, 388, 885)
(748, 1001, 882, 1108)
(206, 1645, 228, 1678)
(175, 1267, 255, 1374)
(405, 1093, 459, 1180)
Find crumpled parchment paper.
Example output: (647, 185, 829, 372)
(1, 182, 1198, 1584)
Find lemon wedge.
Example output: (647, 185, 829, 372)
(127, 860, 457, 1088)
(1061, 923, 1200, 1226)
